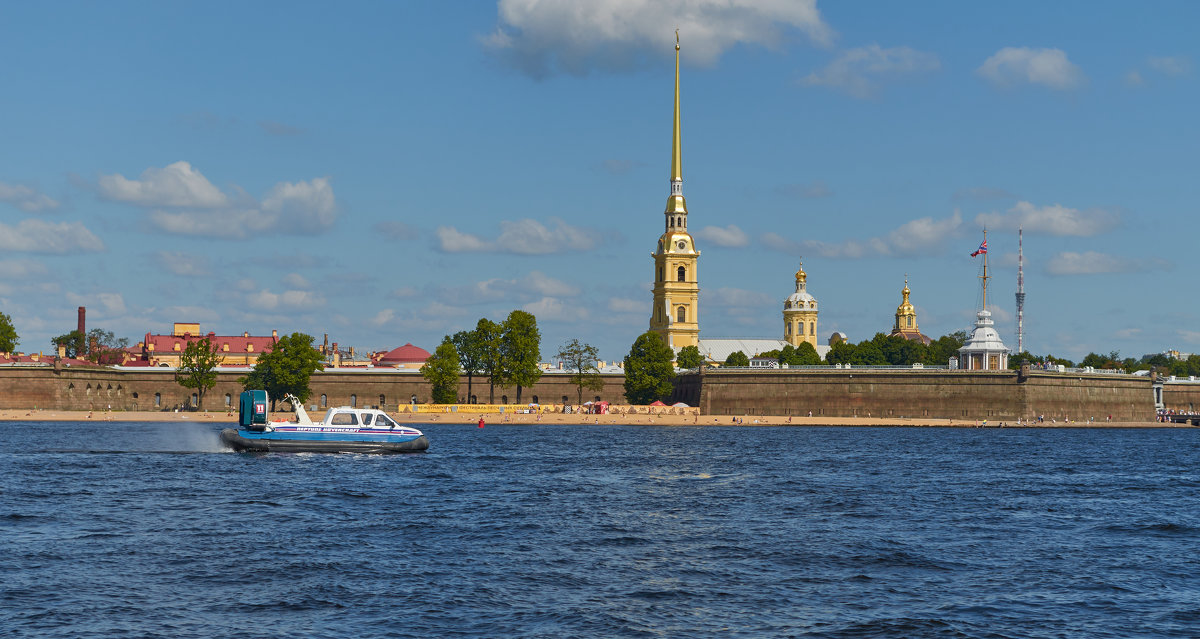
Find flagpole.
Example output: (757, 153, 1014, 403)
(980, 228, 989, 311)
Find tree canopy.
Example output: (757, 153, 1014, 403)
(0, 311, 18, 352)
(676, 344, 702, 369)
(451, 329, 483, 403)
(422, 338, 461, 404)
(557, 338, 603, 405)
(724, 351, 750, 367)
(175, 337, 222, 411)
(474, 318, 503, 403)
(500, 310, 542, 403)
(624, 331, 675, 404)
(51, 330, 85, 358)
(238, 332, 324, 409)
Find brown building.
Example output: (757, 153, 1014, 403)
(133, 323, 279, 367)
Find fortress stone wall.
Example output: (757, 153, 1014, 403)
(0, 366, 628, 412)
(0, 364, 1163, 422)
(672, 367, 1155, 422)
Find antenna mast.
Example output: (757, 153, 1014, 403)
(1016, 227, 1025, 354)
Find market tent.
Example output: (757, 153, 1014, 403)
(649, 400, 667, 406)
(672, 402, 689, 408)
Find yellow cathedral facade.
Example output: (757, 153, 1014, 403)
(650, 33, 699, 350)
(783, 262, 818, 348)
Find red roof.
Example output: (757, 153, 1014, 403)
(141, 331, 278, 355)
(376, 343, 431, 364)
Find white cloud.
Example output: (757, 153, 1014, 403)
(1123, 70, 1144, 87)
(98, 161, 229, 208)
(1147, 56, 1191, 76)
(0, 219, 105, 254)
(695, 224, 750, 247)
(767, 210, 962, 259)
(371, 309, 396, 327)
(153, 251, 210, 277)
(66, 291, 127, 318)
(453, 271, 581, 302)
(1045, 251, 1168, 275)
(0, 259, 48, 279)
(523, 296, 589, 322)
(485, 0, 834, 77)
(260, 177, 336, 234)
(436, 218, 600, 254)
(975, 201, 1118, 236)
(976, 47, 1085, 90)
(247, 288, 325, 311)
(100, 162, 337, 238)
(607, 297, 642, 313)
(800, 44, 940, 98)
(0, 182, 59, 212)
(707, 287, 772, 307)
(282, 273, 311, 289)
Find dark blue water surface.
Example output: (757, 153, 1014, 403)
(3, 422, 1199, 638)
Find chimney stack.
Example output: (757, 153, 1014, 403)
(77, 306, 86, 337)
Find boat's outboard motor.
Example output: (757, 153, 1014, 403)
(239, 390, 270, 431)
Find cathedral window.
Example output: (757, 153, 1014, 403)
(677, 306, 686, 323)
(786, 323, 791, 335)
(810, 322, 815, 335)
(677, 266, 686, 282)
(658, 267, 664, 282)
(799, 322, 805, 336)
(658, 240, 663, 253)
(907, 316, 913, 328)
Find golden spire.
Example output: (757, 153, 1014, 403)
(671, 29, 682, 184)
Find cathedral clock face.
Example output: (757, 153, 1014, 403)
(676, 240, 687, 250)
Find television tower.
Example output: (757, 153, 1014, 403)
(1015, 227, 1025, 354)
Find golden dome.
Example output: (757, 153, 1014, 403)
(795, 261, 807, 285)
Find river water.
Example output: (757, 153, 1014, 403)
(2, 421, 1198, 638)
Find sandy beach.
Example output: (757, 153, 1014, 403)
(0, 408, 1178, 428)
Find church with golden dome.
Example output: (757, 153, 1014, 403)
(889, 277, 931, 345)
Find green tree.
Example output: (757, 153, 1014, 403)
(85, 328, 130, 365)
(851, 341, 887, 365)
(624, 331, 675, 404)
(422, 338, 461, 404)
(175, 336, 222, 411)
(0, 311, 17, 352)
(826, 340, 857, 364)
(238, 332, 325, 409)
(500, 310, 542, 404)
(557, 339, 604, 405)
(724, 350, 750, 367)
(51, 330, 85, 358)
(676, 344, 703, 369)
(793, 341, 822, 365)
(925, 331, 967, 365)
(475, 318, 504, 403)
(451, 329, 483, 403)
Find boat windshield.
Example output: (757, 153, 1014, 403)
(361, 413, 374, 426)
(330, 412, 359, 426)
(375, 414, 397, 428)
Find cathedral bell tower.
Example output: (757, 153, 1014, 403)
(783, 261, 818, 348)
(650, 31, 699, 350)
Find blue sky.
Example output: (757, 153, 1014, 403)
(1, 0, 1197, 362)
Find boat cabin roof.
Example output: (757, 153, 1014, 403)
(319, 406, 398, 427)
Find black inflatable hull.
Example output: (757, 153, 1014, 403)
(220, 428, 429, 454)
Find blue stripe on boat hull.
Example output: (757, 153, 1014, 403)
(220, 428, 429, 453)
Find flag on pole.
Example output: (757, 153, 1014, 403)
(970, 240, 987, 257)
